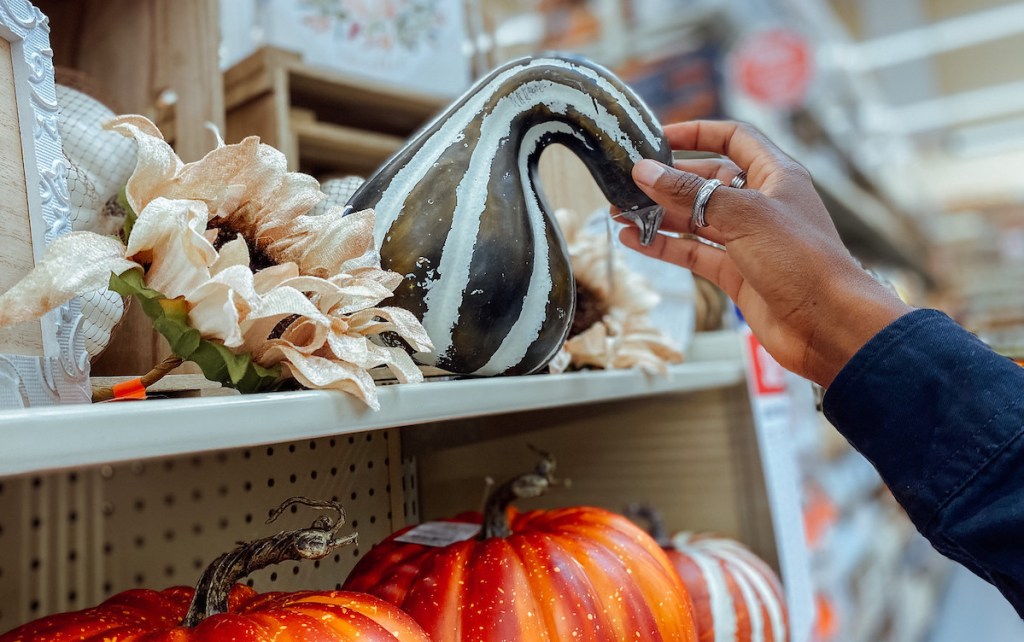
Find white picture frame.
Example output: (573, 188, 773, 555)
(0, 0, 88, 409)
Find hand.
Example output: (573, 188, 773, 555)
(621, 120, 913, 387)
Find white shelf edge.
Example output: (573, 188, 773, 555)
(0, 333, 744, 477)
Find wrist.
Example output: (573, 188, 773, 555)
(805, 269, 914, 387)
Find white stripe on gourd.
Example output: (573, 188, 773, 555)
(704, 540, 787, 642)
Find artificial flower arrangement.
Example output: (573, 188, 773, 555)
(549, 207, 684, 374)
(0, 116, 431, 409)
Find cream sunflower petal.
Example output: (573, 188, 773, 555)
(105, 115, 184, 216)
(253, 263, 301, 294)
(186, 281, 244, 348)
(259, 345, 379, 410)
(0, 232, 137, 327)
(126, 198, 216, 298)
(211, 236, 251, 275)
(346, 307, 433, 353)
(268, 207, 380, 278)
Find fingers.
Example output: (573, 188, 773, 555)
(619, 227, 743, 299)
(663, 120, 799, 189)
(672, 158, 743, 183)
(632, 160, 759, 236)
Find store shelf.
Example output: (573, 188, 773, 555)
(0, 333, 744, 478)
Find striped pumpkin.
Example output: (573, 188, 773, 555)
(667, 533, 789, 642)
(345, 55, 672, 376)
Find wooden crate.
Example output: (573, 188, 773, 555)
(224, 46, 447, 179)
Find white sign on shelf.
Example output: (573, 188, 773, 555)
(740, 325, 815, 642)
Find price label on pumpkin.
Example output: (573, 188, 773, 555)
(394, 521, 482, 547)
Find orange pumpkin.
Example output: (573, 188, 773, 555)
(345, 454, 699, 642)
(627, 505, 788, 642)
(0, 499, 430, 642)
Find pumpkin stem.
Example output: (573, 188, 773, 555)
(481, 445, 560, 539)
(623, 503, 670, 546)
(181, 497, 358, 627)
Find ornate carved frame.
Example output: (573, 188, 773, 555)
(0, 0, 88, 408)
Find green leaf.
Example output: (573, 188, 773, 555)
(120, 188, 137, 242)
(108, 269, 283, 394)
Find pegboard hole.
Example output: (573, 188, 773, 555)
(370, 516, 377, 525)
(134, 573, 146, 586)
(68, 550, 78, 562)
(369, 488, 375, 497)
(309, 441, 317, 451)
(164, 565, 175, 578)
(292, 565, 300, 575)
(288, 444, 296, 453)
(348, 436, 355, 445)
(68, 590, 78, 603)
(289, 474, 297, 484)
(30, 558, 40, 571)
(329, 438, 337, 447)
(270, 572, 278, 582)
(331, 467, 338, 476)
(310, 470, 318, 480)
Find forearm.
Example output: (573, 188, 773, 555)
(822, 309, 1024, 614)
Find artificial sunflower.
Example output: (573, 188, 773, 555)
(0, 116, 431, 409)
(549, 207, 684, 374)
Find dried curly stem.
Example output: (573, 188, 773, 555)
(481, 446, 560, 540)
(181, 497, 358, 627)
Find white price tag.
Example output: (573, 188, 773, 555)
(394, 521, 482, 547)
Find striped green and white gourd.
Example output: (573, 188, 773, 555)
(345, 55, 672, 376)
(669, 533, 789, 642)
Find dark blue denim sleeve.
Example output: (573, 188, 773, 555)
(822, 308, 1024, 616)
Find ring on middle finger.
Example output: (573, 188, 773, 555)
(692, 178, 722, 229)
(730, 171, 747, 189)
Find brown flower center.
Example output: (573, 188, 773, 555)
(569, 279, 610, 338)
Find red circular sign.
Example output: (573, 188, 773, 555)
(731, 28, 814, 109)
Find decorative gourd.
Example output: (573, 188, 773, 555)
(0, 499, 430, 642)
(626, 505, 789, 642)
(344, 452, 699, 642)
(345, 55, 673, 376)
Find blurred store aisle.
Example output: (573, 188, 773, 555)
(928, 566, 1024, 641)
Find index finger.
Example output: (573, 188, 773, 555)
(663, 120, 793, 189)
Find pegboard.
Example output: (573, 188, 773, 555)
(0, 427, 417, 631)
(407, 384, 777, 568)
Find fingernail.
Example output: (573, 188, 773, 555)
(633, 160, 665, 187)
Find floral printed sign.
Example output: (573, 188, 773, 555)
(221, 0, 470, 96)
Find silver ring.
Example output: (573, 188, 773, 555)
(730, 171, 747, 189)
(692, 178, 722, 228)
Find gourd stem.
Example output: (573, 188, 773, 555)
(181, 497, 357, 627)
(481, 446, 559, 540)
(623, 503, 670, 547)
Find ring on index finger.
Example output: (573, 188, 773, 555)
(692, 178, 722, 229)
